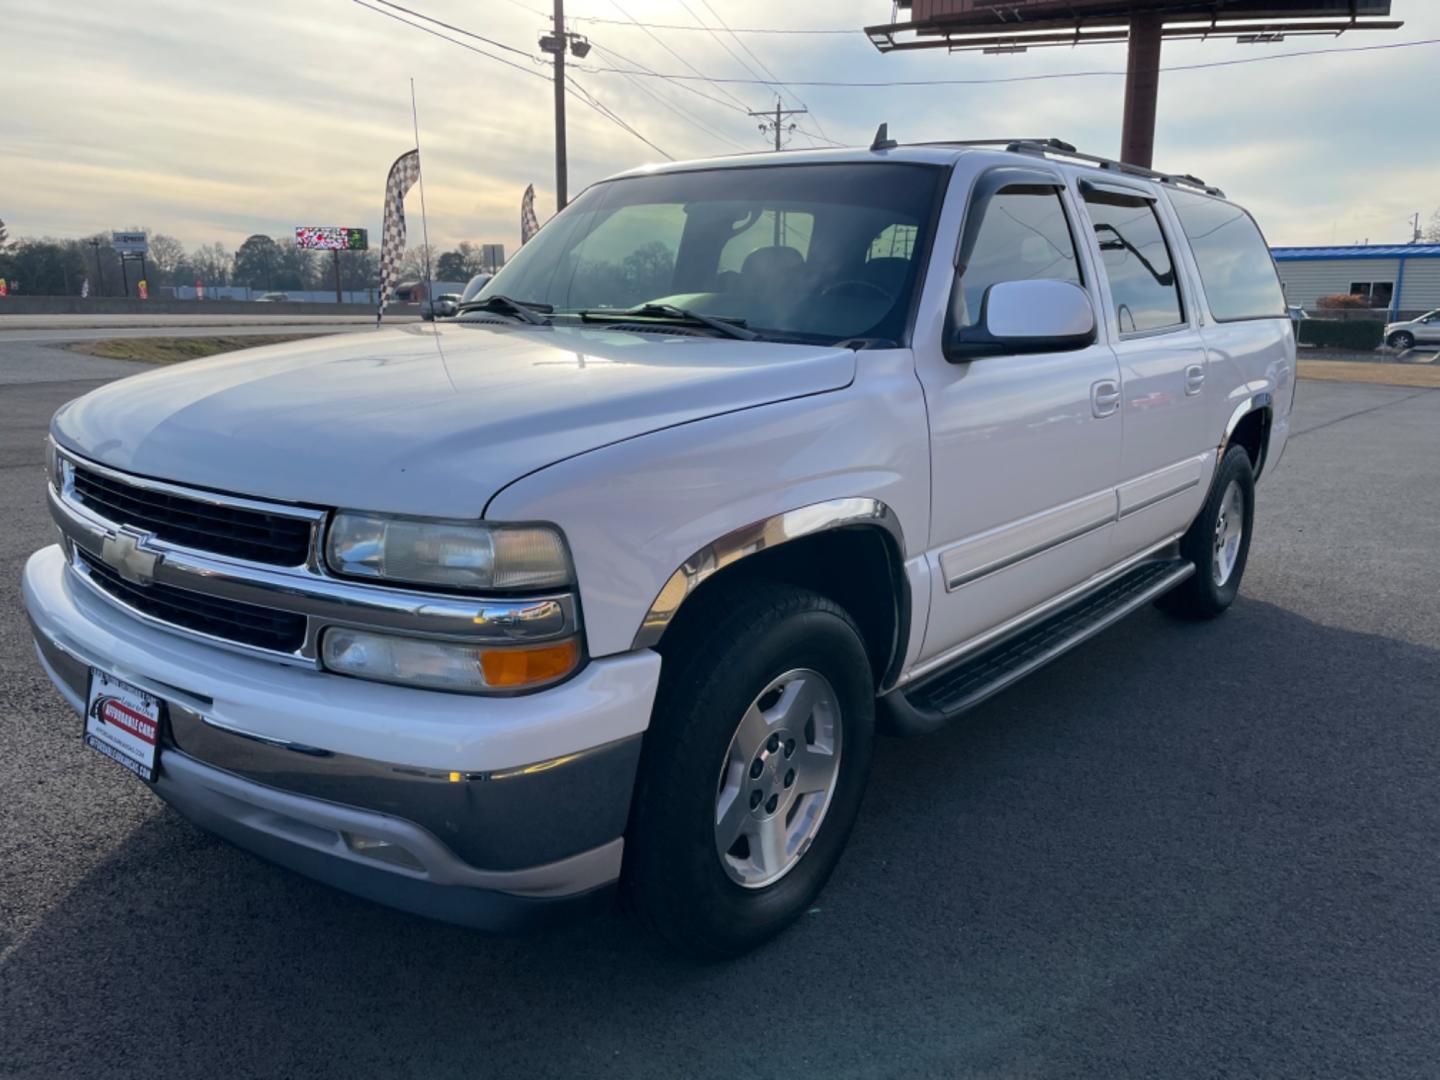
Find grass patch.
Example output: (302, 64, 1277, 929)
(68, 334, 326, 365)
(1298, 359, 1440, 389)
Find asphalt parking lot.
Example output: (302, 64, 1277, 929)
(2, 341, 1438, 1079)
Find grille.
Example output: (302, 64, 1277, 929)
(83, 557, 308, 654)
(71, 467, 313, 567)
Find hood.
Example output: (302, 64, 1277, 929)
(52, 322, 855, 518)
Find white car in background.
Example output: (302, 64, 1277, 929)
(1384, 309, 1440, 350)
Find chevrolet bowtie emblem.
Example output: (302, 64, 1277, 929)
(101, 527, 163, 586)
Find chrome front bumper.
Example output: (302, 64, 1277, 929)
(24, 545, 662, 927)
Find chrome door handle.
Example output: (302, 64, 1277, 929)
(1091, 379, 1121, 418)
(1184, 364, 1206, 395)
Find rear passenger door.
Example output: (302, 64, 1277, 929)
(1075, 180, 1214, 558)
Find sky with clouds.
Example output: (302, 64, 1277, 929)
(2, 0, 1437, 255)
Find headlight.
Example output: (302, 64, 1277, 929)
(326, 512, 572, 591)
(321, 628, 580, 693)
(46, 438, 63, 490)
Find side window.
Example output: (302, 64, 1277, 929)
(1168, 189, 1286, 322)
(718, 210, 814, 274)
(1082, 187, 1184, 334)
(868, 223, 917, 261)
(956, 185, 1082, 330)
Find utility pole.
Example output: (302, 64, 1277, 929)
(537, 3, 589, 211)
(749, 100, 807, 152)
(87, 238, 105, 297)
(552, 0, 567, 210)
(1410, 212, 1423, 244)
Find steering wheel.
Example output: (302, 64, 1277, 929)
(818, 279, 894, 304)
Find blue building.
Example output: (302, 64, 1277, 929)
(1270, 244, 1440, 319)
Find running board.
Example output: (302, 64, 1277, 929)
(880, 558, 1194, 736)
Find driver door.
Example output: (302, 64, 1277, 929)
(913, 169, 1123, 667)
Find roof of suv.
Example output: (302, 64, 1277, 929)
(610, 138, 1225, 199)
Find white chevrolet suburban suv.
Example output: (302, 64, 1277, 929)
(24, 137, 1294, 957)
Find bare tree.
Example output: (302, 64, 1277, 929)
(398, 243, 438, 282)
(147, 234, 187, 283)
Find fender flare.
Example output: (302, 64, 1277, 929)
(1218, 391, 1273, 481)
(629, 498, 909, 672)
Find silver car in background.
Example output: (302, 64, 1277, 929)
(1385, 309, 1440, 350)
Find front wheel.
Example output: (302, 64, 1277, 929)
(1158, 443, 1255, 619)
(1389, 331, 1415, 350)
(624, 584, 875, 958)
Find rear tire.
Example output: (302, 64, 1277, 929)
(624, 583, 875, 959)
(1158, 444, 1255, 619)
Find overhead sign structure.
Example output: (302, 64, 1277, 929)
(111, 231, 149, 255)
(295, 226, 369, 251)
(864, 1, 1400, 168)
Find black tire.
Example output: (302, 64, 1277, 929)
(1158, 444, 1255, 619)
(1389, 331, 1415, 350)
(624, 583, 875, 959)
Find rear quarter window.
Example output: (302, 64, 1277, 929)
(1168, 189, 1286, 322)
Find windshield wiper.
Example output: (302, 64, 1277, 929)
(578, 303, 758, 341)
(455, 295, 553, 325)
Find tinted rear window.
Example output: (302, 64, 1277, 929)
(1168, 189, 1285, 322)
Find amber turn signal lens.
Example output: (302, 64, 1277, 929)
(479, 639, 580, 688)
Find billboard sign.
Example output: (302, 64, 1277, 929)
(481, 243, 506, 272)
(295, 226, 369, 251)
(111, 231, 149, 255)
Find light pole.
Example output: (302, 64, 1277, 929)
(539, 2, 590, 211)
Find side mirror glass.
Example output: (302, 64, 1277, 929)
(945, 279, 1097, 362)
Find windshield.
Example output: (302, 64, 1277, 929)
(475, 163, 943, 344)
(460, 274, 491, 303)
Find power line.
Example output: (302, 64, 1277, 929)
(586, 42, 752, 151)
(567, 75, 675, 160)
(352, 0, 546, 82)
(587, 38, 749, 115)
(605, 0, 754, 113)
(676, 0, 782, 101)
(352, 0, 672, 161)
(365, 0, 536, 58)
(570, 14, 856, 35)
(576, 36, 1440, 88)
(699, 0, 827, 138)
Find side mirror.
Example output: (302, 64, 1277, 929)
(944, 279, 1097, 362)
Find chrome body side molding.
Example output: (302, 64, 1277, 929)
(630, 497, 906, 651)
(940, 490, 1116, 592)
(1116, 453, 1209, 519)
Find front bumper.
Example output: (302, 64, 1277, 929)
(23, 544, 662, 929)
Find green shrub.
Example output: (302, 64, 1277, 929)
(1297, 319, 1383, 351)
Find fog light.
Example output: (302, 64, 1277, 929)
(342, 831, 425, 872)
(321, 627, 579, 692)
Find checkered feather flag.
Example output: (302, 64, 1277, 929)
(521, 183, 539, 246)
(376, 148, 421, 326)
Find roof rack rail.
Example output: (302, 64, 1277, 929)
(911, 138, 1226, 199)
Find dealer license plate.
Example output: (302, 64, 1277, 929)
(85, 669, 162, 782)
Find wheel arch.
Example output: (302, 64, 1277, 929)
(631, 498, 911, 692)
(1220, 392, 1273, 481)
